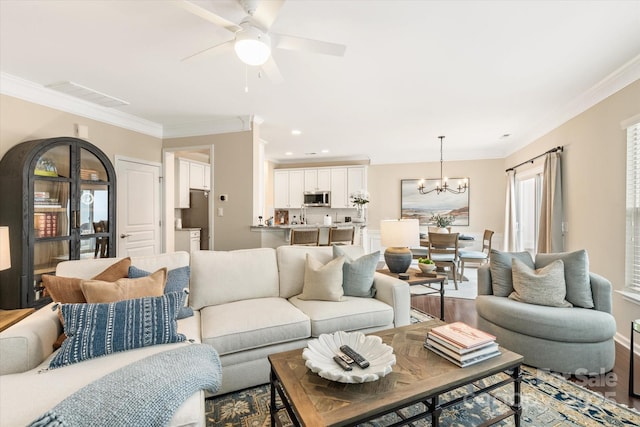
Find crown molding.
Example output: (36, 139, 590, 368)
(505, 54, 640, 156)
(0, 72, 163, 138)
(162, 116, 253, 139)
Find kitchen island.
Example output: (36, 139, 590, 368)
(250, 223, 367, 248)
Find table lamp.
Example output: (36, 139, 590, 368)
(0, 226, 10, 272)
(380, 219, 419, 274)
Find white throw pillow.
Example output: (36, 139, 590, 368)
(297, 254, 345, 302)
(508, 258, 572, 308)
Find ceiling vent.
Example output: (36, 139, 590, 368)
(45, 81, 129, 108)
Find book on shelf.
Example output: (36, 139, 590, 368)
(429, 321, 496, 349)
(34, 212, 58, 237)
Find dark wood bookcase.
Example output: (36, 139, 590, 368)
(0, 137, 116, 309)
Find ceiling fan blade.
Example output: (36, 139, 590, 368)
(261, 56, 284, 84)
(271, 33, 346, 57)
(175, 0, 241, 33)
(251, 0, 285, 31)
(181, 40, 234, 62)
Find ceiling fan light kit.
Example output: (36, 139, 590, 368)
(234, 23, 271, 66)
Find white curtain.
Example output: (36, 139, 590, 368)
(503, 170, 517, 251)
(537, 151, 564, 253)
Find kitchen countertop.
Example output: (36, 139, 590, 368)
(250, 223, 366, 230)
(175, 227, 201, 231)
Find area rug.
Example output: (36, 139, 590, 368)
(205, 365, 639, 426)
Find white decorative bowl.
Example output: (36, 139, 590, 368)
(302, 331, 395, 383)
(418, 262, 436, 273)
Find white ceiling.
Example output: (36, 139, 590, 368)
(1, 0, 639, 165)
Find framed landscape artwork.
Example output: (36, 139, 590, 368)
(401, 179, 470, 226)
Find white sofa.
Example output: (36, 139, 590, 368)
(0, 245, 410, 426)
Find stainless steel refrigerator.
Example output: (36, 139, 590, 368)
(181, 190, 210, 250)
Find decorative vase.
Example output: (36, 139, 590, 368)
(436, 227, 449, 233)
(353, 205, 365, 223)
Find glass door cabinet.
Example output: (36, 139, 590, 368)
(0, 137, 116, 309)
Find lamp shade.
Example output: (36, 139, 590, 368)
(380, 219, 420, 248)
(0, 226, 10, 271)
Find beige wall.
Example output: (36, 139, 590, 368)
(505, 79, 640, 342)
(367, 158, 506, 244)
(0, 94, 162, 163)
(163, 132, 262, 250)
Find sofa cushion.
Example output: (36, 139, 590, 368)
(277, 245, 335, 298)
(509, 259, 572, 307)
(80, 268, 167, 303)
(199, 297, 310, 355)
(333, 246, 378, 298)
(535, 250, 593, 308)
(489, 249, 535, 297)
(50, 292, 186, 369)
(190, 248, 279, 310)
(129, 265, 194, 319)
(43, 257, 132, 304)
(288, 295, 394, 337)
(298, 254, 345, 301)
(476, 295, 616, 343)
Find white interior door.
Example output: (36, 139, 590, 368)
(116, 157, 161, 257)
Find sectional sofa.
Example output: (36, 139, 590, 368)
(0, 245, 410, 426)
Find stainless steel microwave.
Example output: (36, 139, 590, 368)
(304, 191, 330, 207)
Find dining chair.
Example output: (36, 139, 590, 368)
(427, 232, 460, 290)
(458, 229, 494, 279)
(290, 228, 320, 246)
(93, 220, 109, 258)
(328, 226, 355, 245)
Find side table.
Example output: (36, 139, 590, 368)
(630, 319, 640, 398)
(377, 268, 446, 321)
(0, 308, 35, 332)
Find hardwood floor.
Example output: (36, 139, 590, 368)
(411, 293, 640, 411)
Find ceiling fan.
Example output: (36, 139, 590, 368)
(176, 0, 347, 83)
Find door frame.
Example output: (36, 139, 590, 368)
(115, 155, 162, 255)
(162, 145, 214, 252)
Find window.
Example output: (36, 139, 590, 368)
(515, 167, 543, 256)
(626, 121, 640, 294)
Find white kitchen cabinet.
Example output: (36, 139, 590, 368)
(347, 166, 367, 197)
(274, 169, 304, 208)
(330, 167, 349, 208)
(175, 158, 190, 208)
(304, 168, 331, 192)
(189, 160, 210, 191)
(175, 229, 200, 254)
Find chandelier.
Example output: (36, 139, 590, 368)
(418, 136, 468, 195)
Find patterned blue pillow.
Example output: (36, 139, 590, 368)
(50, 292, 187, 369)
(128, 265, 194, 319)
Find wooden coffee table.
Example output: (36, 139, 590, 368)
(269, 321, 523, 427)
(377, 268, 447, 320)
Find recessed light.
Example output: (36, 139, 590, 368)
(285, 151, 293, 156)
(321, 149, 329, 153)
(291, 129, 302, 136)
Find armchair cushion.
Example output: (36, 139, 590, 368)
(535, 250, 593, 308)
(509, 259, 572, 307)
(489, 250, 535, 297)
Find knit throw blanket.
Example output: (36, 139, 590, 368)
(29, 344, 222, 427)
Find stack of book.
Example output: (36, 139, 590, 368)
(424, 322, 500, 367)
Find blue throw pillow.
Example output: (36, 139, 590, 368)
(50, 292, 187, 369)
(129, 265, 194, 319)
(333, 246, 379, 297)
